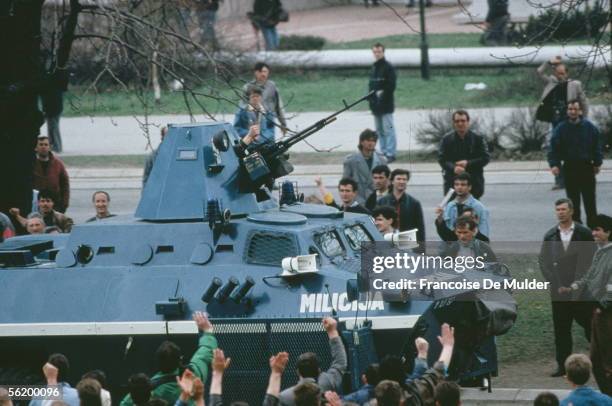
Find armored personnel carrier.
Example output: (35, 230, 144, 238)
(0, 94, 516, 402)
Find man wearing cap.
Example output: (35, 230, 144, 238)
(562, 214, 612, 395)
(33, 135, 70, 213)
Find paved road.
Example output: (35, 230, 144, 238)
(53, 106, 610, 156)
(67, 182, 612, 246)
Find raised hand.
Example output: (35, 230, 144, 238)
(437, 323, 455, 348)
(269, 352, 289, 374)
(193, 311, 213, 333)
(212, 348, 231, 374)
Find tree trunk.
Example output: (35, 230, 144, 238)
(0, 0, 46, 216)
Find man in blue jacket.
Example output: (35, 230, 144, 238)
(549, 99, 603, 228)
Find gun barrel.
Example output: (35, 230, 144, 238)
(269, 90, 374, 158)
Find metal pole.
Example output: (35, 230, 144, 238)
(419, 0, 430, 80)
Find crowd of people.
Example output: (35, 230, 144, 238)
(0, 15, 610, 402)
(0, 314, 466, 406)
(1, 315, 610, 406)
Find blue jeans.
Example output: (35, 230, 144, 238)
(261, 26, 279, 50)
(374, 113, 397, 158)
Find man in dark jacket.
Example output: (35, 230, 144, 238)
(438, 110, 490, 199)
(368, 43, 397, 162)
(33, 135, 70, 213)
(482, 0, 509, 46)
(250, 0, 283, 51)
(548, 100, 603, 229)
(539, 198, 596, 377)
(378, 169, 425, 249)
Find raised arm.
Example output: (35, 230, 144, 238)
(436, 323, 455, 368)
(263, 352, 289, 406)
(321, 317, 347, 390)
(188, 312, 218, 383)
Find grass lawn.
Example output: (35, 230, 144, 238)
(64, 67, 610, 117)
(324, 33, 589, 50)
(495, 253, 589, 364)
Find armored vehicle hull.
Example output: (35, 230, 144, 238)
(0, 120, 516, 403)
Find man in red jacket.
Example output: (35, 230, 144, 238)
(32, 135, 70, 213)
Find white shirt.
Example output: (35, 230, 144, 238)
(558, 222, 575, 250)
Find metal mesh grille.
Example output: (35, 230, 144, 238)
(244, 232, 299, 266)
(213, 319, 332, 405)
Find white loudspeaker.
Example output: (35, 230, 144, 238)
(384, 229, 419, 250)
(281, 254, 319, 277)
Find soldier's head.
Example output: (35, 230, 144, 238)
(155, 341, 182, 373)
(296, 352, 320, 379)
(453, 173, 472, 197)
(592, 214, 612, 243)
(253, 62, 270, 82)
(338, 178, 359, 205)
(566, 99, 582, 121)
(373, 205, 396, 234)
(372, 42, 385, 61)
(92, 191, 111, 218)
(38, 190, 57, 215)
(36, 135, 51, 158)
(26, 214, 45, 235)
(390, 169, 410, 194)
(564, 354, 591, 387)
(246, 85, 263, 108)
(434, 381, 461, 406)
(554, 198, 573, 224)
(452, 110, 470, 136)
(358, 129, 378, 154)
(374, 380, 403, 406)
(553, 64, 568, 82)
(372, 164, 390, 192)
(455, 216, 477, 244)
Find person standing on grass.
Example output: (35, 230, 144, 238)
(539, 198, 596, 378)
(368, 43, 397, 163)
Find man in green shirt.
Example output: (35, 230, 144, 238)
(120, 312, 218, 406)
